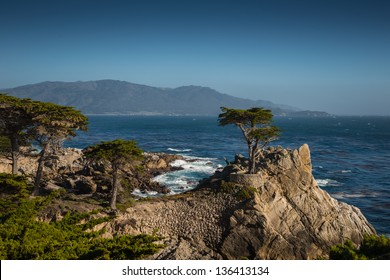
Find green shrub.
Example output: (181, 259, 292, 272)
(329, 235, 390, 260)
(329, 240, 366, 260)
(0, 173, 31, 198)
(219, 180, 257, 200)
(0, 136, 11, 155)
(0, 174, 163, 260)
(0, 173, 33, 219)
(360, 234, 390, 259)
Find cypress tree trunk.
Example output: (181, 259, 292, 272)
(33, 145, 47, 196)
(110, 168, 119, 209)
(248, 142, 258, 174)
(10, 134, 19, 175)
(249, 146, 256, 174)
(247, 144, 256, 174)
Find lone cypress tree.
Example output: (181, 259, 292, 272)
(218, 107, 280, 174)
(84, 139, 144, 209)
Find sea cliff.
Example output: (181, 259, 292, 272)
(0, 144, 376, 259)
(92, 144, 376, 259)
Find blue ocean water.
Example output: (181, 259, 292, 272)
(67, 116, 390, 235)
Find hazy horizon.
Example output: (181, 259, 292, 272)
(1, 0, 389, 116)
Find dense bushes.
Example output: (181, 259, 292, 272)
(0, 136, 10, 154)
(330, 235, 390, 260)
(0, 173, 163, 260)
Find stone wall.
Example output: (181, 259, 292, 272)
(229, 173, 264, 187)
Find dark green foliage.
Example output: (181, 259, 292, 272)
(329, 240, 366, 260)
(0, 173, 32, 217)
(0, 174, 163, 260)
(329, 235, 390, 260)
(27, 100, 88, 194)
(84, 139, 144, 209)
(218, 107, 280, 174)
(0, 136, 11, 154)
(79, 234, 163, 260)
(0, 93, 34, 174)
(359, 234, 390, 259)
(0, 173, 31, 198)
(84, 139, 143, 165)
(26, 100, 88, 138)
(219, 180, 257, 200)
(237, 187, 258, 200)
(1, 93, 88, 190)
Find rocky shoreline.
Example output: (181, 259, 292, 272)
(0, 148, 184, 196)
(92, 144, 375, 259)
(0, 144, 376, 259)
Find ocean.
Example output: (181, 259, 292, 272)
(67, 115, 390, 236)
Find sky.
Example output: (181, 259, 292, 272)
(0, 0, 389, 115)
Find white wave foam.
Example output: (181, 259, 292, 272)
(341, 170, 352, 173)
(132, 188, 160, 198)
(151, 156, 219, 194)
(170, 160, 188, 167)
(167, 148, 192, 152)
(170, 158, 216, 173)
(331, 192, 378, 200)
(184, 155, 217, 160)
(316, 178, 342, 187)
(152, 171, 200, 194)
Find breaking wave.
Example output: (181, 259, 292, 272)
(331, 192, 379, 200)
(167, 148, 192, 153)
(152, 156, 221, 194)
(316, 178, 343, 187)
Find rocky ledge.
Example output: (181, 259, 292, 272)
(92, 144, 376, 259)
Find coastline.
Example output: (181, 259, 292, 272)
(0, 144, 377, 259)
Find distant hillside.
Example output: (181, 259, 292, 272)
(4, 80, 303, 116)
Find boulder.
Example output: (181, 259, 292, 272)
(74, 176, 97, 194)
(143, 152, 184, 172)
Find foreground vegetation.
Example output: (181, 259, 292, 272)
(329, 235, 390, 260)
(0, 173, 163, 260)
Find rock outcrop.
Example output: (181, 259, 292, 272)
(143, 152, 184, 176)
(98, 144, 375, 259)
(219, 144, 375, 259)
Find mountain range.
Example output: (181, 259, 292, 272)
(2, 80, 326, 116)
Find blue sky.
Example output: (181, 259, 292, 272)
(1, 0, 389, 115)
